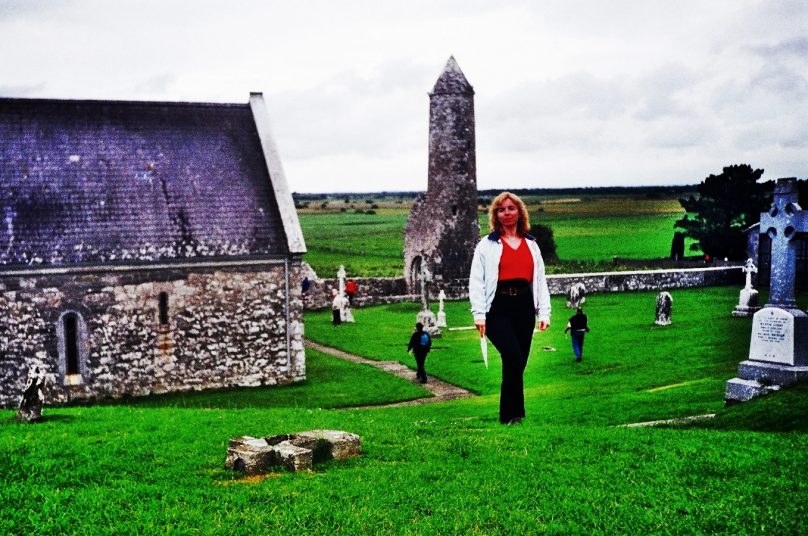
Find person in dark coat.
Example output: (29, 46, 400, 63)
(564, 307, 590, 362)
(407, 322, 432, 383)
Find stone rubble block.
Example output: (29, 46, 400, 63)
(295, 430, 363, 461)
(271, 441, 313, 472)
(225, 430, 362, 475)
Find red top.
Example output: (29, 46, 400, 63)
(498, 238, 534, 281)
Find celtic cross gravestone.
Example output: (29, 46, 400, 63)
(726, 178, 808, 403)
(759, 179, 808, 307)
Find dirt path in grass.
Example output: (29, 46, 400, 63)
(304, 339, 474, 407)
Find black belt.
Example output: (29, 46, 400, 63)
(496, 280, 530, 296)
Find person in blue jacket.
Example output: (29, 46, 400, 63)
(407, 322, 432, 383)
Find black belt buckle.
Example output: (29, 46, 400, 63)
(500, 286, 521, 296)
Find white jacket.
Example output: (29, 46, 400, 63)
(469, 232, 551, 324)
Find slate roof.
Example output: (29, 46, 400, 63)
(0, 97, 293, 267)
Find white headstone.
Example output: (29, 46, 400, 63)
(748, 307, 807, 366)
(566, 282, 586, 308)
(436, 289, 447, 327)
(336, 265, 354, 322)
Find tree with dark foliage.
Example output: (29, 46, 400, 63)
(675, 164, 772, 260)
(529, 222, 559, 263)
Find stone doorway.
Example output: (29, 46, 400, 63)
(410, 256, 422, 295)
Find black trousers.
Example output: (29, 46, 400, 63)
(413, 351, 428, 380)
(486, 288, 535, 424)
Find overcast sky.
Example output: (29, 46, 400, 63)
(1, 0, 806, 193)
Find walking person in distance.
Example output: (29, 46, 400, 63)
(469, 192, 551, 425)
(564, 307, 590, 362)
(407, 322, 432, 383)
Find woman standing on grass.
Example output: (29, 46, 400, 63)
(469, 192, 551, 425)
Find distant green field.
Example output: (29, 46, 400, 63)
(298, 196, 701, 277)
(298, 210, 409, 277)
(534, 197, 700, 261)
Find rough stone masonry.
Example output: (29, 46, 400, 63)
(0, 94, 307, 407)
(404, 56, 480, 298)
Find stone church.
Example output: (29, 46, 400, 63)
(0, 93, 307, 407)
(404, 57, 480, 297)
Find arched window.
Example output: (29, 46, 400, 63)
(158, 292, 169, 326)
(63, 313, 80, 375)
(58, 311, 85, 385)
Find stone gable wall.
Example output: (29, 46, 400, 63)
(0, 262, 305, 408)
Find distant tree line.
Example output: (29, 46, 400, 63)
(292, 185, 697, 202)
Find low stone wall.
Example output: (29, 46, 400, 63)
(545, 265, 743, 294)
(304, 266, 743, 310)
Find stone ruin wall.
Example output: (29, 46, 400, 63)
(0, 262, 306, 408)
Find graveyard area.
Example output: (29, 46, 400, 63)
(2, 286, 807, 534)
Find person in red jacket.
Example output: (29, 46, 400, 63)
(345, 279, 358, 306)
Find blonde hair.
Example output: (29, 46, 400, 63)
(488, 192, 531, 235)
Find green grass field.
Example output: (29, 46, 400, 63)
(3, 287, 806, 534)
(298, 196, 702, 277)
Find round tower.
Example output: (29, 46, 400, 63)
(404, 56, 480, 297)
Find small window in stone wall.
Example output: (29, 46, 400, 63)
(452, 204, 458, 216)
(64, 314, 80, 375)
(58, 311, 85, 386)
(158, 292, 169, 325)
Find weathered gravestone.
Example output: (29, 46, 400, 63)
(732, 258, 761, 317)
(566, 282, 586, 308)
(225, 430, 362, 475)
(726, 178, 808, 403)
(17, 365, 47, 422)
(415, 263, 440, 337)
(436, 289, 447, 328)
(655, 292, 672, 325)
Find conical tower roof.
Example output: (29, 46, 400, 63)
(431, 56, 474, 96)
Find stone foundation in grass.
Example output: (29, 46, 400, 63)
(225, 430, 362, 475)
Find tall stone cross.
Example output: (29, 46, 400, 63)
(759, 178, 807, 308)
(742, 258, 757, 291)
(337, 265, 347, 298)
(419, 264, 432, 311)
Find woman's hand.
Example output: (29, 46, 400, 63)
(475, 320, 486, 338)
(537, 320, 549, 331)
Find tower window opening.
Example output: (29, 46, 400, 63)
(159, 292, 169, 325)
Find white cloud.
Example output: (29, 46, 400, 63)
(0, 0, 806, 191)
